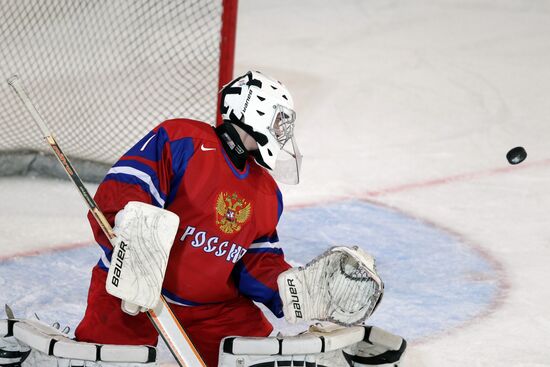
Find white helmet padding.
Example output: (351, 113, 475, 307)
(220, 71, 301, 184)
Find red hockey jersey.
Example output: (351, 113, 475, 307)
(91, 119, 290, 317)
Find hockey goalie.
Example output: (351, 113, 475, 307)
(0, 243, 405, 367)
(0, 71, 406, 366)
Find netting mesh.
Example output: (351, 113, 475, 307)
(0, 0, 230, 165)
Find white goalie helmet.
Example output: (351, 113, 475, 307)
(220, 71, 302, 184)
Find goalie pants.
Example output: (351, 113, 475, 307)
(75, 266, 273, 367)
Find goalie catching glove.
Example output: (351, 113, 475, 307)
(277, 246, 384, 326)
(106, 201, 179, 315)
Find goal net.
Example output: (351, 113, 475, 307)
(0, 0, 237, 180)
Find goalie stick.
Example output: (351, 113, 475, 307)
(7, 75, 206, 367)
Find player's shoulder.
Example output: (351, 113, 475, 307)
(255, 167, 284, 219)
(154, 118, 217, 143)
(253, 163, 282, 199)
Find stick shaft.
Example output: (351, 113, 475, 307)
(7, 75, 205, 367)
(7, 75, 114, 239)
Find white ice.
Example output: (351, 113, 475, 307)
(2, 0, 550, 366)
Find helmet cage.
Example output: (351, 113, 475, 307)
(268, 105, 296, 150)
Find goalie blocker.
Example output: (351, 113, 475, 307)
(105, 201, 180, 315)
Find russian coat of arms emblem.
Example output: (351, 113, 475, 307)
(215, 192, 252, 234)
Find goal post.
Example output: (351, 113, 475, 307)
(218, 0, 239, 125)
(0, 0, 238, 181)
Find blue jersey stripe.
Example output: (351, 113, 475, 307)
(97, 259, 109, 272)
(221, 146, 250, 180)
(246, 248, 284, 255)
(161, 289, 204, 306)
(233, 262, 282, 316)
(98, 243, 112, 260)
(276, 188, 283, 221)
(166, 137, 195, 206)
(252, 233, 280, 244)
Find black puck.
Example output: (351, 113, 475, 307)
(506, 146, 527, 165)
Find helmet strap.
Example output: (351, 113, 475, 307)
(215, 122, 249, 171)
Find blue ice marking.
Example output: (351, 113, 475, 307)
(276, 200, 500, 340)
(0, 200, 500, 344)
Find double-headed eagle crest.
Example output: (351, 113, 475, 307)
(215, 192, 252, 234)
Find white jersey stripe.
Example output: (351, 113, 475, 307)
(107, 166, 165, 207)
(249, 241, 281, 250)
(100, 251, 111, 268)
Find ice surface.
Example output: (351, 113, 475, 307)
(2, 0, 550, 365)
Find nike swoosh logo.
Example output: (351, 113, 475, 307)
(200, 144, 216, 151)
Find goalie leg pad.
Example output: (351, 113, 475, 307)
(23, 351, 157, 367)
(219, 325, 406, 367)
(1, 318, 157, 366)
(343, 326, 407, 366)
(1, 335, 30, 366)
(277, 246, 384, 326)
